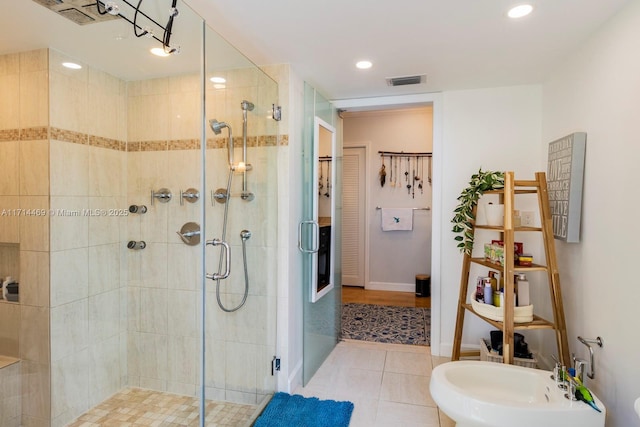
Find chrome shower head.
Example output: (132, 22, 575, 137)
(209, 119, 229, 135)
(241, 100, 255, 112)
(240, 230, 252, 241)
(210, 119, 234, 166)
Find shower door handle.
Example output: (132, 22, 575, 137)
(205, 239, 231, 280)
(298, 220, 319, 253)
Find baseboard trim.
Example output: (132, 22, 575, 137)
(366, 281, 415, 293)
(286, 359, 302, 393)
(438, 342, 480, 358)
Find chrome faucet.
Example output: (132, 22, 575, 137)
(572, 353, 588, 384)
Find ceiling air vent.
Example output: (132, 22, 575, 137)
(31, 0, 121, 25)
(386, 75, 426, 87)
(58, 7, 96, 25)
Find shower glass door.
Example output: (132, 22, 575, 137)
(301, 83, 343, 385)
(202, 24, 279, 420)
(0, 1, 277, 424)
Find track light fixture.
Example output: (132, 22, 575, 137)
(96, 0, 181, 55)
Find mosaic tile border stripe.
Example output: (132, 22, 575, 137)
(0, 127, 48, 142)
(89, 135, 127, 151)
(0, 127, 288, 150)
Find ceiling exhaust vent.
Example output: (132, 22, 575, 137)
(32, 0, 121, 25)
(386, 75, 426, 87)
(58, 7, 96, 25)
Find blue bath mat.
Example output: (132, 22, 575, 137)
(254, 392, 354, 427)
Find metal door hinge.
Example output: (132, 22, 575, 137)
(271, 356, 281, 375)
(271, 104, 282, 121)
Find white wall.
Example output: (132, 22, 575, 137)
(541, 2, 640, 425)
(262, 63, 305, 394)
(344, 108, 433, 290)
(438, 85, 543, 356)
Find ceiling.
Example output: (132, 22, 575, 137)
(1, 0, 631, 101)
(187, 0, 631, 100)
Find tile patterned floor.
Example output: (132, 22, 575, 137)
(67, 388, 256, 427)
(294, 339, 455, 427)
(68, 341, 454, 426)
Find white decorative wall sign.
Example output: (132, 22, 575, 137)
(547, 132, 586, 242)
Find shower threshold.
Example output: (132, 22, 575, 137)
(67, 387, 262, 426)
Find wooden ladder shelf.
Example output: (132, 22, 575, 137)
(451, 171, 570, 366)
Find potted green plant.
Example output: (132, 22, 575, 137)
(452, 169, 505, 255)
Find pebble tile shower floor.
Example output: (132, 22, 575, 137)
(67, 388, 256, 426)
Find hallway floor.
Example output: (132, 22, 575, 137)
(294, 340, 454, 427)
(342, 286, 431, 308)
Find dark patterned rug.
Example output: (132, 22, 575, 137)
(341, 303, 430, 346)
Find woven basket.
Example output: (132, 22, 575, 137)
(479, 338, 537, 368)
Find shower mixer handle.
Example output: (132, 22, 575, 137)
(151, 188, 172, 205)
(176, 221, 201, 246)
(179, 188, 200, 205)
(176, 230, 200, 244)
(206, 239, 231, 280)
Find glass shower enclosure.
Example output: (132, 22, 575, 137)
(0, 1, 278, 425)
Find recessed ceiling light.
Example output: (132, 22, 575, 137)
(210, 76, 226, 83)
(508, 4, 533, 18)
(62, 62, 82, 70)
(150, 47, 171, 57)
(356, 60, 372, 70)
(213, 84, 226, 89)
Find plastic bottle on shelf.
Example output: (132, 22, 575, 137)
(475, 276, 484, 302)
(517, 273, 530, 307)
(488, 271, 498, 292)
(1, 276, 11, 300)
(483, 278, 493, 305)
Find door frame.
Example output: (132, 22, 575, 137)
(310, 116, 337, 302)
(334, 93, 443, 356)
(342, 143, 370, 288)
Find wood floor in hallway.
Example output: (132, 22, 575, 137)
(342, 286, 431, 308)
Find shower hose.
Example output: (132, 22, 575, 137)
(215, 168, 250, 312)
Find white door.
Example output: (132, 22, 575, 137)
(342, 146, 366, 286)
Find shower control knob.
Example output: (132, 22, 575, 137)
(127, 241, 146, 250)
(129, 205, 147, 214)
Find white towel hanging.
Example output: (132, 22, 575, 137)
(381, 208, 413, 231)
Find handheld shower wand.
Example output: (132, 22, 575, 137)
(209, 119, 234, 167)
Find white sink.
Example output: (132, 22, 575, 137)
(429, 361, 606, 427)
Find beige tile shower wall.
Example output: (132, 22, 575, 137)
(127, 73, 201, 397)
(20, 50, 49, 130)
(48, 50, 128, 427)
(21, 49, 51, 427)
(0, 303, 20, 357)
(0, 48, 53, 426)
(203, 145, 278, 404)
(127, 68, 279, 404)
(0, 53, 20, 131)
(0, 360, 21, 427)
